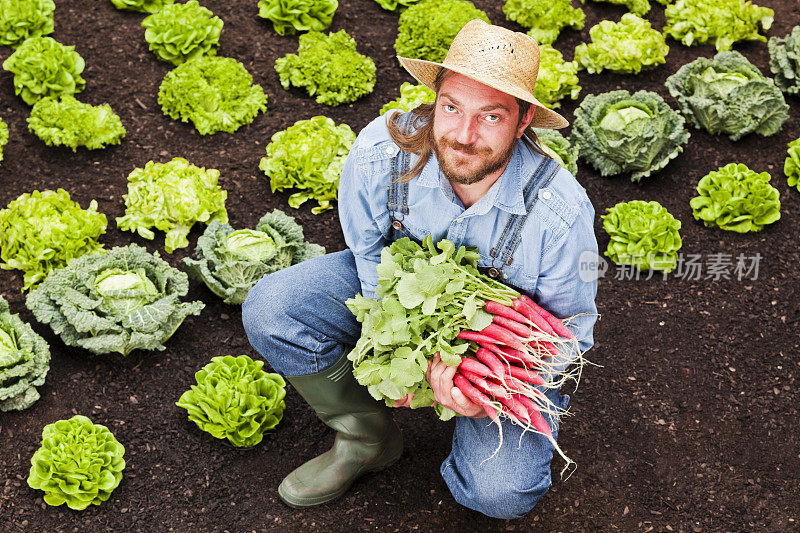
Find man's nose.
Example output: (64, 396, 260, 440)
(454, 117, 478, 145)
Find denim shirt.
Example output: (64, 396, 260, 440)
(338, 111, 599, 358)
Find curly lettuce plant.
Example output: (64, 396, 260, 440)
(28, 96, 126, 151)
(786, 138, 800, 193)
(503, 0, 584, 45)
(534, 128, 579, 176)
(26, 244, 205, 355)
(690, 163, 780, 233)
(0, 117, 8, 164)
(176, 355, 286, 447)
(591, 0, 650, 15)
(394, 0, 489, 63)
(602, 201, 682, 272)
(665, 51, 789, 142)
(0, 296, 50, 412)
(535, 44, 580, 109)
(142, 0, 223, 66)
(575, 14, 669, 75)
(110, 0, 173, 13)
(27, 415, 125, 510)
(381, 82, 435, 114)
(0, 0, 55, 47)
(0, 189, 107, 291)
(116, 157, 228, 253)
(768, 26, 800, 96)
(664, 0, 773, 52)
(158, 56, 268, 135)
(275, 30, 375, 106)
(259, 116, 355, 213)
(373, 0, 424, 9)
(183, 210, 325, 304)
(257, 0, 337, 36)
(570, 90, 689, 182)
(2, 36, 85, 106)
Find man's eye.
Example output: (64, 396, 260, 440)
(443, 104, 456, 113)
(486, 114, 500, 123)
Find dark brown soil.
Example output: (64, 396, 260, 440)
(1, 0, 799, 531)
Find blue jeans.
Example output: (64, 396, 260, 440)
(242, 250, 570, 520)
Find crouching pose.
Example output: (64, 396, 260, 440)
(242, 20, 598, 519)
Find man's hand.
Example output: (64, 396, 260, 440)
(427, 353, 488, 418)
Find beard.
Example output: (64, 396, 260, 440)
(432, 132, 516, 186)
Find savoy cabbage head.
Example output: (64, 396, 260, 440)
(26, 244, 204, 356)
(533, 128, 579, 176)
(570, 90, 690, 182)
(768, 25, 800, 96)
(0, 295, 50, 411)
(665, 51, 789, 142)
(28, 95, 126, 151)
(0, 0, 55, 47)
(183, 210, 325, 305)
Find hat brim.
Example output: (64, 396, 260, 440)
(397, 55, 569, 130)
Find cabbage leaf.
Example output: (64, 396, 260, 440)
(533, 128, 579, 176)
(768, 25, 800, 96)
(0, 295, 50, 411)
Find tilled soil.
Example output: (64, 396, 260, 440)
(1, 0, 799, 531)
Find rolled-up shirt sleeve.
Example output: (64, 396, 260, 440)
(338, 145, 388, 300)
(531, 199, 599, 373)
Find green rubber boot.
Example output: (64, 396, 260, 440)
(277, 353, 403, 508)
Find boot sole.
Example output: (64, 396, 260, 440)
(277, 448, 404, 509)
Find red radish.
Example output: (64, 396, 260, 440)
(476, 348, 545, 386)
(475, 347, 505, 376)
(457, 330, 503, 348)
(484, 301, 531, 326)
(514, 393, 573, 471)
(511, 298, 555, 336)
(505, 364, 545, 386)
(520, 295, 574, 339)
(453, 374, 499, 422)
(460, 369, 510, 399)
(458, 356, 493, 378)
(479, 323, 527, 352)
(495, 344, 541, 368)
(491, 314, 533, 338)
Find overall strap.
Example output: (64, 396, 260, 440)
(486, 156, 562, 278)
(387, 113, 413, 236)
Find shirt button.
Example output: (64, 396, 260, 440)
(540, 189, 552, 200)
(385, 145, 395, 155)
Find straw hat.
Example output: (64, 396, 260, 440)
(397, 19, 569, 130)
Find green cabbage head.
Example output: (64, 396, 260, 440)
(381, 82, 435, 114)
(574, 13, 669, 75)
(533, 128, 579, 176)
(602, 200, 682, 272)
(665, 50, 789, 141)
(394, 0, 489, 63)
(769, 25, 800, 95)
(257, 0, 338, 36)
(176, 355, 286, 447)
(275, 30, 376, 107)
(0, 0, 55, 47)
(27, 415, 125, 510)
(28, 95, 126, 151)
(786, 137, 800, 193)
(141, 0, 223, 66)
(689, 163, 781, 233)
(183, 210, 325, 304)
(503, 0, 584, 46)
(0, 295, 50, 411)
(110, 0, 173, 13)
(570, 90, 689, 182)
(1, 36, 85, 106)
(26, 244, 204, 355)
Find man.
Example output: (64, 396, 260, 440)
(242, 19, 598, 519)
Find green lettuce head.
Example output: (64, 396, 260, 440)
(0, 295, 50, 411)
(381, 82, 435, 114)
(535, 44, 581, 109)
(27, 415, 125, 510)
(183, 210, 325, 304)
(28, 95, 126, 151)
(142, 0, 223, 66)
(110, 0, 173, 13)
(769, 26, 800, 95)
(259, 116, 356, 213)
(158, 56, 268, 135)
(176, 355, 287, 447)
(0, 0, 55, 47)
(602, 200, 682, 272)
(690, 163, 780, 233)
(664, 0, 773, 52)
(26, 244, 205, 356)
(373, 0, 424, 10)
(275, 30, 375, 106)
(570, 90, 689, 182)
(574, 14, 669, 75)
(1, 36, 85, 106)
(503, 0, 584, 45)
(786, 138, 800, 193)
(394, 0, 489, 63)
(257, 0, 337, 36)
(665, 50, 789, 141)
(0, 117, 8, 163)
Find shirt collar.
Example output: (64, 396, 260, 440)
(414, 143, 527, 216)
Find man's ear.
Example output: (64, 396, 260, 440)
(517, 105, 536, 137)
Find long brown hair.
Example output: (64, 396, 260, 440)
(386, 69, 552, 182)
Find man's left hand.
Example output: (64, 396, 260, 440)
(427, 353, 488, 418)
